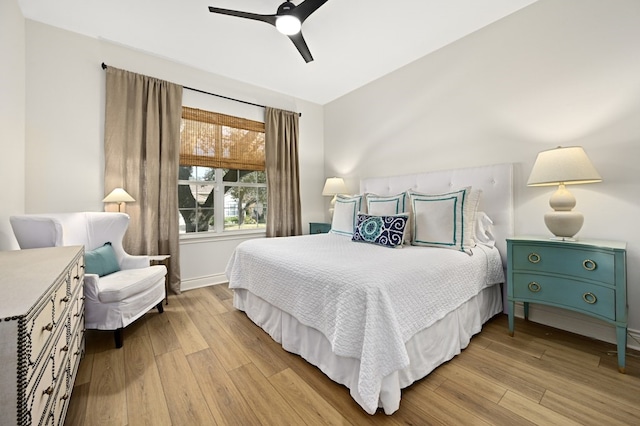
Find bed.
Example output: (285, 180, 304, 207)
(226, 163, 513, 415)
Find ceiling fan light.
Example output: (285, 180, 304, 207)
(276, 15, 301, 35)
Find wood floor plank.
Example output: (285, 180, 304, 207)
(155, 348, 217, 425)
(540, 389, 635, 426)
(84, 343, 127, 425)
(456, 344, 547, 402)
(73, 351, 93, 386)
(432, 361, 507, 404)
(182, 286, 229, 315)
(402, 381, 492, 425)
(190, 309, 252, 371)
(227, 363, 307, 425)
(269, 367, 353, 425)
(187, 348, 262, 426)
(498, 390, 582, 426)
(145, 306, 182, 356)
(164, 296, 209, 355)
(123, 334, 172, 425)
(216, 309, 290, 377)
(434, 378, 535, 426)
(63, 382, 89, 426)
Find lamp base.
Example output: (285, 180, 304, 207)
(544, 211, 584, 239)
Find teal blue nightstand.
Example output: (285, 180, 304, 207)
(507, 237, 627, 372)
(309, 222, 331, 234)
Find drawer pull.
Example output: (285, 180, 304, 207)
(60, 296, 70, 303)
(61, 345, 69, 352)
(528, 253, 541, 264)
(583, 292, 597, 304)
(60, 393, 69, 401)
(42, 323, 54, 332)
(583, 259, 597, 271)
(43, 386, 54, 396)
(74, 275, 81, 280)
(528, 281, 541, 292)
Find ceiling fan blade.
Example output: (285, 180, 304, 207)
(291, 0, 329, 23)
(208, 6, 277, 26)
(288, 32, 314, 63)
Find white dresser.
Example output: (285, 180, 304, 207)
(0, 246, 85, 426)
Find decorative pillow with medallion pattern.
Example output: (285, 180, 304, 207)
(352, 212, 409, 248)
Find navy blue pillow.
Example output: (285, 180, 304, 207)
(85, 242, 120, 277)
(352, 213, 409, 248)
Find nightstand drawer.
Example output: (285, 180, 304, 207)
(512, 244, 615, 284)
(309, 222, 331, 234)
(512, 272, 616, 320)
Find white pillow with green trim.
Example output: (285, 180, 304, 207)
(330, 195, 363, 236)
(408, 187, 480, 253)
(366, 192, 410, 243)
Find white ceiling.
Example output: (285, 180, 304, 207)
(19, 0, 538, 105)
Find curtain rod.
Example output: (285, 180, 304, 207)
(101, 62, 301, 117)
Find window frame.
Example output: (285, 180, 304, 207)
(178, 106, 267, 240)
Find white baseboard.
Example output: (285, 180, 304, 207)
(512, 302, 640, 351)
(180, 273, 228, 291)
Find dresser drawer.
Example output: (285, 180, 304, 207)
(512, 243, 615, 284)
(512, 272, 616, 320)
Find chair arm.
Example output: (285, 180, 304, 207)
(120, 254, 150, 270)
(83, 273, 100, 302)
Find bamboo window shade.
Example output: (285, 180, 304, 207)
(180, 106, 265, 171)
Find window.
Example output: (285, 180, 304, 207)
(178, 107, 267, 235)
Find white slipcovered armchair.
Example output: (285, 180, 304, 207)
(10, 212, 166, 348)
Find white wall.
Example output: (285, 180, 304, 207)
(325, 0, 640, 344)
(23, 21, 325, 289)
(0, 0, 26, 250)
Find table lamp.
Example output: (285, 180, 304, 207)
(527, 146, 601, 240)
(103, 188, 135, 212)
(322, 177, 347, 217)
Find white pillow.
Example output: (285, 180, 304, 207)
(366, 192, 408, 215)
(475, 211, 496, 247)
(408, 187, 480, 253)
(330, 195, 363, 236)
(366, 192, 410, 243)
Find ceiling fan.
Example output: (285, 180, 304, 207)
(208, 0, 328, 63)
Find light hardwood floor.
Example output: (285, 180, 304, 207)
(65, 284, 640, 425)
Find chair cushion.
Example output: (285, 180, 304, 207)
(97, 265, 166, 303)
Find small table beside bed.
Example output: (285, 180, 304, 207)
(226, 163, 514, 415)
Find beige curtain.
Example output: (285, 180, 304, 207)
(104, 66, 183, 294)
(265, 107, 302, 237)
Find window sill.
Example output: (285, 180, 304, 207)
(179, 229, 266, 244)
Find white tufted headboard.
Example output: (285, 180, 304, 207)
(360, 163, 514, 265)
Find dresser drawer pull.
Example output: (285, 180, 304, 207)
(43, 386, 54, 396)
(528, 253, 541, 264)
(42, 323, 54, 332)
(60, 393, 69, 401)
(60, 345, 69, 352)
(528, 282, 541, 292)
(583, 259, 597, 271)
(583, 292, 597, 304)
(60, 296, 70, 303)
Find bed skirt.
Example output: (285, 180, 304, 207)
(232, 283, 503, 415)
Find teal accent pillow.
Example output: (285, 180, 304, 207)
(352, 213, 409, 248)
(85, 242, 120, 277)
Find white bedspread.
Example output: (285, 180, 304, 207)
(226, 233, 504, 414)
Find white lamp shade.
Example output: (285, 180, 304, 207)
(322, 177, 347, 196)
(527, 146, 601, 239)
(527, 146, 602, 187)
(102, 188, 135, 203)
